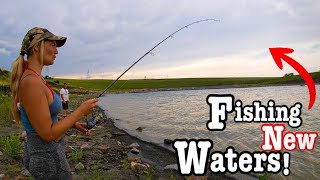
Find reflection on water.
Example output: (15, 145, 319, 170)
(99, 85, 320, 180)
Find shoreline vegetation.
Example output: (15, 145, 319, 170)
(0, 68, 319, 179)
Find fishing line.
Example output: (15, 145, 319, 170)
(110, 65, 137, 92)
(97, 18, 219, 98)
(87, 18, 220, 129)
(117, 70, 136, 91)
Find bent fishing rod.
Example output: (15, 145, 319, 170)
(96, 18, 219, 98)
(87, 18, 219, 129)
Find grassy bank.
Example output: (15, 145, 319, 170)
(51, 71, 320, 92)
(50, 77, 273, 91)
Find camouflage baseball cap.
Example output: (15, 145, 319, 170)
(20, 27, 67, 55)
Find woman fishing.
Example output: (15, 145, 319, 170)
(10, 27, 99, 179)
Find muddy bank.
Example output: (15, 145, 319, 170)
(84, 107, 239, 180)
(96, 107, 260, 180)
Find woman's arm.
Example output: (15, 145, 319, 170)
(20, 76, 97, 142)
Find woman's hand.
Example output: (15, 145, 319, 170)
(74, 122, 91, 135)
(79, 98, 99, 116)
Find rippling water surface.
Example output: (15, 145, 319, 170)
(99, 85, 320, 180)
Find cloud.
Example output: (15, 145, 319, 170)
(1, 1, 319, 78)
(0, 48, 10, 56)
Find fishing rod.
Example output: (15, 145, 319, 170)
(97, 18, 219, 98)
(87, 18, 219, 129)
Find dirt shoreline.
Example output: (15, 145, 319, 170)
(96, 107, 258, 180)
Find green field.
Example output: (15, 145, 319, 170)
(51, 71, 320, 92)
(51, 77, 274, 91)
(1, 68, 319, 92)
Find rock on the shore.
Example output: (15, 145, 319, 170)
(131, 162, 148, 174)
(128, 155, 141, 163)
(129, 142, 140, 148)
(76, 141, 95, 149)
(95, 145, 111, 151)
(0, 174, 5, 178)
(113, 131, 126, 136)
(75, 162, 85, 170)
(164, 164, 178, 171)
(130, 147, 140, 154)
(21, 169, 30, 176)
(0, 151, 3, 156)
(164, 139, 173, 145)
(65, 145, 75, 153)
(20, 131, 27, 140)
(80, 143, 93, 149)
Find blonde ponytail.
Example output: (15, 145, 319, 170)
(40, 40, 44, 65)
(10, 40, 44, 123)
(10, 55, 24, 123)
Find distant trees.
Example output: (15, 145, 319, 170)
(44, 75, 53, 79)
(43, 75, 60, 84)
(283, 73, 294, 77)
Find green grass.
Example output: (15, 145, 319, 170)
(50, 77, 286, 92)
(0, 69, 13, 126)
(121, 159, 130, 171)
(0, 80, 9, 86)
(0, 135, 22, 158)
(0, 91, 13, 126)
(79, 161, 111, 180)
(259, 172, 272, 180)
(49, 71, 319, 92)
(80, 170, 111, 180)
(142, 168, 156, 180)
(71, 149, 84, 163)
(5, 163, 21, 176)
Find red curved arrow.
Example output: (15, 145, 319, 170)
(269, 47, 316, 110)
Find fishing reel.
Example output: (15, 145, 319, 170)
(86, 111, 98, 129)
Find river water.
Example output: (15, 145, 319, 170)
(98, 85, 320, 180)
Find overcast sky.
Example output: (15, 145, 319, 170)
(1, 0, 319, 79)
